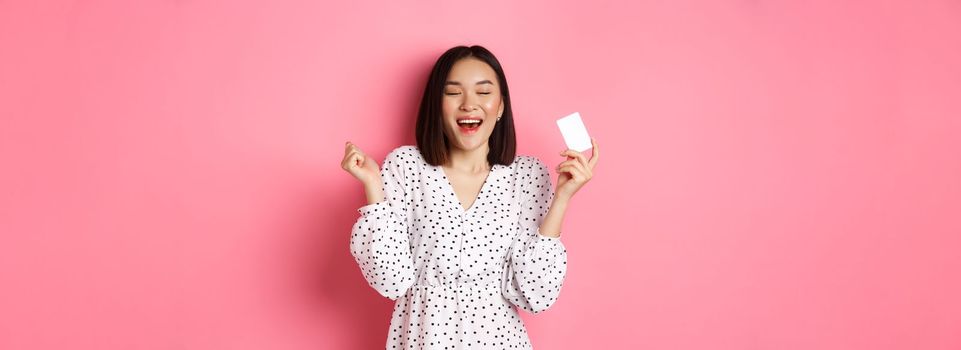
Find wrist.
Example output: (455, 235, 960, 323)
(553, 191, 573, 204)
(538, 229, 562, 238)
(364, 182, 385, 204)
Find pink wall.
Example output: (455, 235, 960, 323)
(2, 0, 960, 349)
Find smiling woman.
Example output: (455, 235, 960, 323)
(417, 46, 516, 168)
(341, 45, 599, 349)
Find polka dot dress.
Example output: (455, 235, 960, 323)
(350, 145, 568, 349)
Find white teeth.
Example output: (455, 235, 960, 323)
(458, 120, 481, 124)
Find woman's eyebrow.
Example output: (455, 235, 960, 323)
(445, 80, 494, 86)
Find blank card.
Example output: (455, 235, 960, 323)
(556, 112, 592, 152)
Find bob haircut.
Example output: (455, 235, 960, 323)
(415, 45, 517, 167)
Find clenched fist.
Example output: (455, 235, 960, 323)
(341, 141, 385, 204)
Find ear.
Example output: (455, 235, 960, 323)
(498, 100, 504, 119)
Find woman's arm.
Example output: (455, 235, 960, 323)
(501, 157, 568, 313)
(364, 181, 386, 204)
(538, 194, 570, 238)
(348, 147, 417, 300)
(539, 137, 599, 238)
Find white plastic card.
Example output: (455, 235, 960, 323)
(556, 112, 592, 152)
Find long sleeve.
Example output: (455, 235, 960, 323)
(349, 148, 416, 300)
(501, 157, 568, 314)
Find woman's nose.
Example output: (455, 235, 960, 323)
(460, 93, 480, 111)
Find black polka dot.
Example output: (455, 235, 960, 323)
(349, 145, 568, 348)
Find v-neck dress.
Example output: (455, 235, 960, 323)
(350, 145, 568, 349)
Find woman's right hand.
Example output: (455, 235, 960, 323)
(342, 141, 382, 188)
(343, 142, 386, 204)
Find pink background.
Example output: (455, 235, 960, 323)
(2, 0, 960, 349)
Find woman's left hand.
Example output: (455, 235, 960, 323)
(555, 137, 599, 200)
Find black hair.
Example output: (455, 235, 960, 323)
(415, 45, 516, 167)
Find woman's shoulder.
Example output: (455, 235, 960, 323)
(507, 154, 549, 177)
(504, 155, 551, 193)
(383, 145, 429, 173)
(385, 145, 422, 162)
(380, 146, 425, 183)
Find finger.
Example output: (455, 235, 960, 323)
(558, 165, 583, 182)
(346, 152, 363, 169)
(341, 150, 356, 168)
(559, 149, 587, 166)
(341, 153, 355, 170)
(556, 159, 579, 171)
(356, 153, 370, 168)
(589, 138, 599, 168)
(558, 163, 581, 176)
(569, 157, 590, 178)
(557, 159, 592, 178)
(345, 143, 364, 157)
(343, 149, 359, 163)
(348, 150, 366, 163)
(562, 150, 590, 171)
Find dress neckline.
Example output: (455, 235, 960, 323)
(435, 162, 505, 215)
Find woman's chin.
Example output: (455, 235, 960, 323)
(452, 137, 489, 151)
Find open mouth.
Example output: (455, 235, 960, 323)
(457, 118, 483, 130)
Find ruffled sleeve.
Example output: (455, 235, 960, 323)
(501, 157, 568, 313)
(349, 148, 416, 300)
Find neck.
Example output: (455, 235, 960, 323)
(446, 144, 491, 173)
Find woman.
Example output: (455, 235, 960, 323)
(340, 45, 599, 349)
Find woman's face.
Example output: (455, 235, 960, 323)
(441, 57, 505, 154)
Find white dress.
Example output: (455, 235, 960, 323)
(350, 145, 568, 349)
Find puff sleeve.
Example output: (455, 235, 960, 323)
(500, 157, 568, 313)
(349, 148, 416, 300)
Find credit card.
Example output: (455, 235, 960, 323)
(556, 112, 592, 152)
